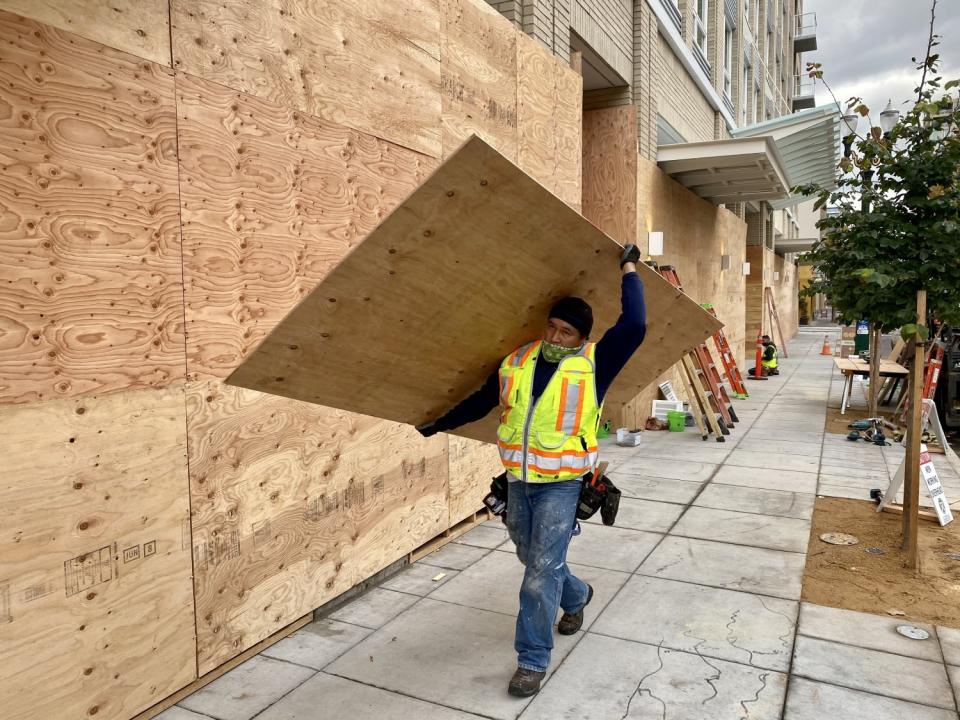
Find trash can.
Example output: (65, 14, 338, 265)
(667, 411, 686, 432)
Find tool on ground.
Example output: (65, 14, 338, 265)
(658, 266, 738, 426)
(820, 335, 832, 355)
(764, 286, 789, 358)
(846, 417, 890, 445)
(483, 472, 509, 519)
(748, 328, 768, 381)
(702, 303, 749, 398)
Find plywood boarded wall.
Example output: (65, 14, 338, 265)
(0, 1, 584, 718)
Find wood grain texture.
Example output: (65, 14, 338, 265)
(171, 0, 442, 157)
(187, 380, 448, 674)
(440, 0, 518, 160)
(227, 136, 721, 443)
(0, 0, 171, 65)
(0, 12, 184, 404)
(517, 33, 583, 209)
(0, 385, 195, 720)
(582, 106, 638, 246)
(448, 436, 500, 524)
(176, 74, 431, 382)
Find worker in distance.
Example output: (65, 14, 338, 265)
(417, 243, 646, 698)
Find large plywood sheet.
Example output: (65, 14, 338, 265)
(440, 0, 518, 160)
(448, 437, 501, 524)
(583, 106, 638, 246)
(187, 381, 448, 673)
(0, 12, 184, 405)
(517, 33, 582, 209)
(0, 0, 171, 65)
(176, 73, 433, 382)
(170, 0, 442, 157)
(0, 386, 195, 720)
(228, 136, 721, 443)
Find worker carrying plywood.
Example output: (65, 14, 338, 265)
(416, 243, 646, 698)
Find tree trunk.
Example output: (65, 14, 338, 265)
(903, 290, 927, 571)
(869, 324, 881, 416)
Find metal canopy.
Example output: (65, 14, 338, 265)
(657, 136, 791, 205)
(657, 105, 841, 207)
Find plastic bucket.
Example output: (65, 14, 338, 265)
(667, 411, 686, 432)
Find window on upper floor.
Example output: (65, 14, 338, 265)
(753, 83, 760, 123)
(693, 0, 708, 55)
(724, 21, 733, 99)
(741, 63, 750, 124)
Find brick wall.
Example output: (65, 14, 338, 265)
(653, 32, 716, 142)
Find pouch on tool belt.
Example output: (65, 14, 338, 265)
(576, 471, 620, 525)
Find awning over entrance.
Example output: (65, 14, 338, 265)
(657, 105, 841, 207)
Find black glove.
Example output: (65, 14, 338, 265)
(416, 421, 439, 438)
(620, 243, 641, 269)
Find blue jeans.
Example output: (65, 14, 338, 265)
(505, 478, 590, 672)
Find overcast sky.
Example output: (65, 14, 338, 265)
(808, 0, 960, 125)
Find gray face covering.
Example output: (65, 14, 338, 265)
(540, 340, 584, 363)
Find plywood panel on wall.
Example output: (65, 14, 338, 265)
(187, 381, 448, 674)
(0, 0, 171, 65)
(176, 73, 431, 382)
(517, 33, 582, 209)
(0, 386, 195, 720)
(170, 0, 442, 157)
(448, 436, 500, 524)
(0, 11, 184, 404)
(440, 0, 518, 160)
(582, 106, 638, 245)
(228, 137, 720, 443)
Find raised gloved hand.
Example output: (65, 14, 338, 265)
(619, 243, 641, 269)
(416, 421, 439, 437)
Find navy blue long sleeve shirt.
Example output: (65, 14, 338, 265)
(431, 271, 647, 433)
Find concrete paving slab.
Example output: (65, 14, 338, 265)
(948, 665, 960, 713)
(735, 439, 823, 456)
(179, 655, 316, 720)
(327, 598, 578, 720)
(378, 562, 460, 596)
(256, 672, 485, 720)
(583, 496, 685, 533)
(784, 677, 958, 720)
(156, 709, 212, 720)
(604, 472, 704, 504)
(936, 626, 960, 666)
(430, 550, 628, 622)
(791, 635, 954, 709)
(564, 524, 663, 572)
(591, 575, 797, 671)
(799, 603, 942, 662)
(454, 523, 509, 549)
(816, 482, 878, 501)
(740, 428, 824, 444)
(611, 458, 719, 483)
(262, 619, 373, 670)
(328, 588, 421, 630)
(637, 536, 805, 600)
(819, 463, 889, 481)
(620, 444, 733, 465)
(521, 633, 787, 720)
(726, 449, 821, 473)
(694, 484, 815, 519)
(416, 542, 491, 570)
(671, 506, 811, 553)
(712, 465, 818, 494)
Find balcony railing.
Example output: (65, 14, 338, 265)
(792, 73, 815, 110)
(794, 12, 817, 52)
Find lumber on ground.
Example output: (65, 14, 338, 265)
(227, 136, 722, 442)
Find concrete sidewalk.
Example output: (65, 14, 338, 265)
(160, 332, 960, 720)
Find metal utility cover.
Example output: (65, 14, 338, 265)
(227, 136, 722, 442)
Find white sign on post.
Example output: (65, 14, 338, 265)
(920, 445, 954, 526)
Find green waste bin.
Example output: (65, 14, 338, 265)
(667, 411, 686, 432)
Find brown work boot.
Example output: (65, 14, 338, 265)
(508, 667, 546, 697)
(557, 584, 594, 635)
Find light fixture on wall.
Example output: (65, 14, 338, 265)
(743, 261, 751, 276)
(648, 231, 664, 256)
(774, 271, 781, 281)
(721, 254, 732, 271)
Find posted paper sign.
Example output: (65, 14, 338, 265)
(920, 445, 954, 526)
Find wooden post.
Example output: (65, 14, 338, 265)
(903, 290, 927, 570)
(869, 324, 881, 416)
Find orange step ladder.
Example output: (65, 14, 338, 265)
(702, 303, 749, 399)
(898, 341, 944, 423)
(659, 266, 737, 429)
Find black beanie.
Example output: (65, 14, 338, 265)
(549, 296, 593, 338)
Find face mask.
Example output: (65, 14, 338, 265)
(541, 340, 583, 363)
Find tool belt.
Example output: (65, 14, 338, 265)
(576, 469, 621, 526)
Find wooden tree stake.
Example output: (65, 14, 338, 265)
(903, 290, 927, 570)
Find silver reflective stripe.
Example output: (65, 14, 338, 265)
(524, 449, 597, 472)
(498, 447, 523, 465)
(559, 380, 582, 434)
(512, 342, 534, 366)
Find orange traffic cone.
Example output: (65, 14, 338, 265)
(820, 335, 832, 355)
(747, 328, 768, 381)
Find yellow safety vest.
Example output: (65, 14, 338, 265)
(762, 344, 778, 369)
(496, 341, 602, 483)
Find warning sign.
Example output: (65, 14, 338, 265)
(920, 446, 954, 526)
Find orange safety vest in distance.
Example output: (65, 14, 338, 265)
(496, 340, 602, 483)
